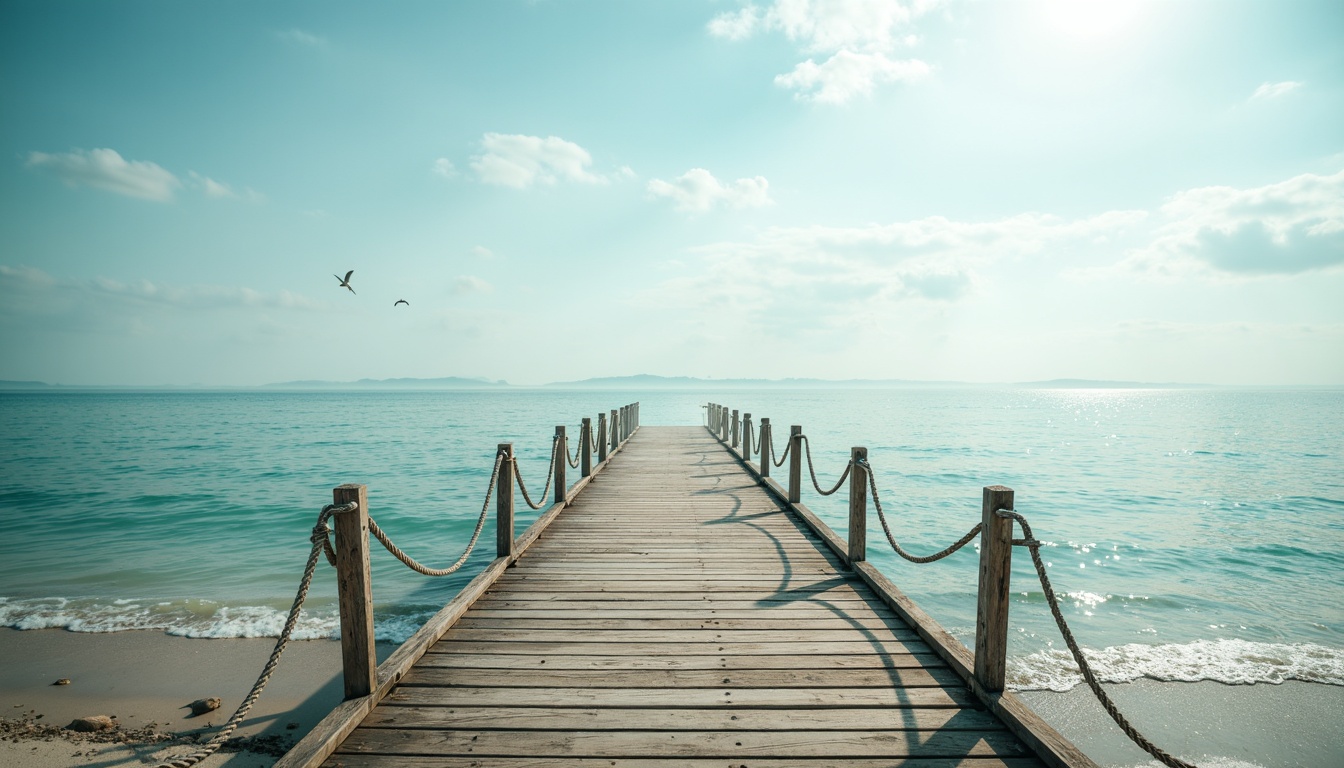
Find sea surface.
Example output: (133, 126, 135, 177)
(2, 388, 1342, 712)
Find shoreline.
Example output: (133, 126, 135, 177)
(0, 627, 393, 767)
(2, 628, 1342, 768)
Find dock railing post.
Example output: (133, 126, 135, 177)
(709, 403, 716, 431)
(610, 409, 619, 452)
(975, 485, 1015, 692)
(332, 483, 376, 700)
(731, 410, 739, 449)
(580, 417, 592, 478)
(598, 412, 608, 463)
(742, 413, 752, 458)
(496, 444, 515, 559)
(554, 426, 567, 503)
(720, 409, 729, 442)
(759, 418, 771, 478)
(788, 426, 803, 503)
(847, 447, 868, 567)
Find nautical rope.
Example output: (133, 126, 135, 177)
(153, 501, 357, 768)
(367, 451, 503, 576)
(514, 435, 559, 510)
(997, 508, 1197, 768)
(863, 460, 983, 563)
(801, 435, 851, 496)
(565, 427, 581, 469)
(771, 432, 790, 468)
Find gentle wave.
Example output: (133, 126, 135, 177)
(0, 596, 438, 644)
(1008, 637, 1344, 691)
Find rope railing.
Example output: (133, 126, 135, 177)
(863, 459, 983, 563)
(999, 508, 1196, 768)
(158, 403, 641, 768)
(154, 502, 354, 768)
(705, 401, 1196, 768)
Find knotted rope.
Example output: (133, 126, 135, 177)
(565, 429, 581, 469)
(154, 501, 356, 768)
(769, 430, 790, 468)
(997, 508, 1197, 768)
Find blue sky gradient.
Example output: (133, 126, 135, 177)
(2, 0, 1341, 385)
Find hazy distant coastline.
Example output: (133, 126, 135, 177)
(0, 374, 1240, 391)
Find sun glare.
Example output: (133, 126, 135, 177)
(1040, 0, 1148, 41)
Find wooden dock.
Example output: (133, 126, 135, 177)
(280, 421, 1094, 768)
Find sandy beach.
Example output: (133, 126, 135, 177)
(0, 628, 393, 768)
(4, 627, 1342, 767)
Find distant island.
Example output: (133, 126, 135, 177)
(0, 374, 1230, 391)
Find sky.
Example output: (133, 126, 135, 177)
(1, 0, 1341, 387)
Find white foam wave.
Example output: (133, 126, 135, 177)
(1009, 638, 1344, 692)
(0, 597, 432, 644)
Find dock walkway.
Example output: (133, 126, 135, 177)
(316, 426, 1052, 767)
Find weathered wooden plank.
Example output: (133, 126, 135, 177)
(356, 705, 1000, 731)
(429, 639, 935, 656)
(414, 653, 943, 670)
(453, 616, 906, 631)
(335, 728, 1031, 758)
(441, 628, 920, 644)
(464, 606, 900, 619)
(383, 685, 977, 708)
(398, 666, 963, 689)
(324, 756, 1044, 768)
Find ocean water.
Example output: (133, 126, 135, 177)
(1, 388, 1342, 701)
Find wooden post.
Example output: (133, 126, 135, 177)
(721, 409, 729, 441)
(759, 418, 771, 478)
(847, 447, 868, 567)
(496, 444, 515, 559)
(975, 485, 1015, 692)
(610, 409, 619, 452)
(332, 483, 375, 700)
(731, 410, 739, 448)
(598, 412, 608, 463)
(554, 425, 567, 504)
(580, 417, 592, 478)
(788, 426, 803, 504)
(742, 413, 752, 458)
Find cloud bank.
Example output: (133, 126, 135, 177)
(26, 148, 181, 202)
(708, 0, 939, 103)
(471, 133, 615, 188)
(647, 168, 772, 212)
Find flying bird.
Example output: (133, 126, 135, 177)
(334, 270, 355, 294)
(394, 299, 409, 307)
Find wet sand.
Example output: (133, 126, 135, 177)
(0, 628, 393, 767)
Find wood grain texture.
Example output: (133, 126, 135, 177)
(297, 427, 1083, 768)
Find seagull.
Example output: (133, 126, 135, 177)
(334, 270, 355, 294)
(394, 299, 409, 307)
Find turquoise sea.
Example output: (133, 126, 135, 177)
(1, 388, 1342, 718)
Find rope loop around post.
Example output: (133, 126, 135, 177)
(997, 508, 1198, 768)
(152, 502, 345, 768)
(800, 434, 852, 496)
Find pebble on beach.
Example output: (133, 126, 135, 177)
(187, 697, 221, 716)
(66, 716, 114, 732)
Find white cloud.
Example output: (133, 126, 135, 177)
(470, 246, 495, 260)
(775, 50, 931, 103)
(647, 168, 772, 213)
(708, 5, 761, 40)
(1251, 81, 1302, 100)
(1, 264, 320, 312)
(1124, 169, 1344, 276)
(432, 158, 457, 178)
(188, 171, 264, 202)
(471, 133, 609, 188)
(26, 148, 180, 202)
(709, 0, 940, 103)
(277, 28, 327, 47)
(451, 275, 493, 295)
